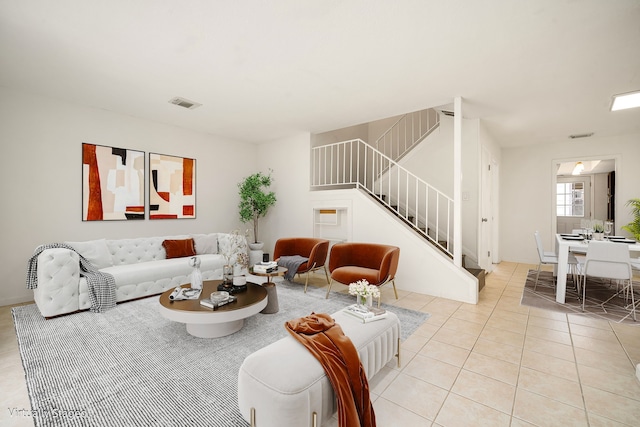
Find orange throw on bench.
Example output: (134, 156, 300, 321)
(285, 313, 376, 427)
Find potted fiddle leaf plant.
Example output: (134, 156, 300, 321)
(238, 170, 277, 248)
(621, 198, 640, 241)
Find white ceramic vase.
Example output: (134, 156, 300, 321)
(248, 242, 264, 267)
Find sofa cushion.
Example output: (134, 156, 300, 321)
(192, 233, 218, 254)
(101, 254, 222, 287)
(65, 239, 113, 269)
(162, 238, 197, 259)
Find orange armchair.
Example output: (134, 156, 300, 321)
(326, 242, 400, 305)
(273, 237, 330, 292)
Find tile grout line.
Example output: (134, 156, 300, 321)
(566, 310, 592, 427)
(508, 269, 528, 426)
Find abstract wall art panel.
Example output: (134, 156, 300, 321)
(149, 153, 196, 219)
(82, 143, 145, 221)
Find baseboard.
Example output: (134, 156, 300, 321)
(637, 364, 640, 383)
(1, 295, 34, 307)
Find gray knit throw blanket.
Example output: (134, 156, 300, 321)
(26, 243, 117, 313)
(277, 255, 310, 281)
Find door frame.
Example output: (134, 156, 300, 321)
(551, 154, 620, 236)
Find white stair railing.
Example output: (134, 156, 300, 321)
(311, 139, 454, 257)
(375, 108, 439, 163)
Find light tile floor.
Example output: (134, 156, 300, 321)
(1, 262, 639, 426)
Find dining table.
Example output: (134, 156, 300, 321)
(554, 234, 640, 304)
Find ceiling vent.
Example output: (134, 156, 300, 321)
(569, 132, 594, 139)
(168, 97, 202, 110)
(441, 110, 455, 117)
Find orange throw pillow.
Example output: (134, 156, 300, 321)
(163, 238, 197, 259)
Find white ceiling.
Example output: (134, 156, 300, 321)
(556, 159, 616, 176)
(1, 0, 639, 146)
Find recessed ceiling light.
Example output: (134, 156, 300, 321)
(610, 90, 640, 111)
(572, 162, 584, 175)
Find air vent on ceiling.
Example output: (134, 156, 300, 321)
(569, 132, 594, 139)
(441, 110, 455, 117)
(168, 97, 202, 110)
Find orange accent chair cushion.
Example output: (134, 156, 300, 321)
(328, 242, 400, 286)
(273, 237, 330, 273)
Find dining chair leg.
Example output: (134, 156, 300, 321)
(534, 263, 542, 291)
(582, 274, 587, 312)
(625, 279, 636, 322)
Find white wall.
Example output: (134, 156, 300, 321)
(501, 133, 640, 264)
(0, 87, 258, 305)
(311, 123, 368, 147)
(256, 132, 314, 256)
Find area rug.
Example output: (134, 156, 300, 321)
(12, 279, 429, 427)
(521, 270, 639, 325)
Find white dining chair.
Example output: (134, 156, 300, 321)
(580, 241, 636, 321)
(534, 231, 579, 291)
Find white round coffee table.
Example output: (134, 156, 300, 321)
(158, 281, 267, 338)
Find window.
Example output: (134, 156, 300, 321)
(557, 182, 584, 217)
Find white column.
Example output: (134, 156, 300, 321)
(453, 97, 463, 267)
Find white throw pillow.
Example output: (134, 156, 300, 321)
(192, 233, 218, 255)
(65, 239, 114, 269)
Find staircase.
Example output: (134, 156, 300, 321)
(376, 108, 440, 164)
(311, 108, 485, 293)
(311, 137, 454, 258)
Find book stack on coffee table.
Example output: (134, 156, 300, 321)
(342, 304, 388, 323)
(253, 261, 278, 274)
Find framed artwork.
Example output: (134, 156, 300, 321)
(82, 143, 145, 221)
(149, 152, 196, 219)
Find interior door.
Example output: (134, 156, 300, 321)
(479, 147, 494, 272)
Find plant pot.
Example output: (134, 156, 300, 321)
(249, 242, 264, 251)
(593, 232, 604, 241)
(248, 242, 264, 267)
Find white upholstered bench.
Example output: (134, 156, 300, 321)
(237, 310, 401, 427)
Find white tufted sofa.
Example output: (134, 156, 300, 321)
(32, 233, 245, 318)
